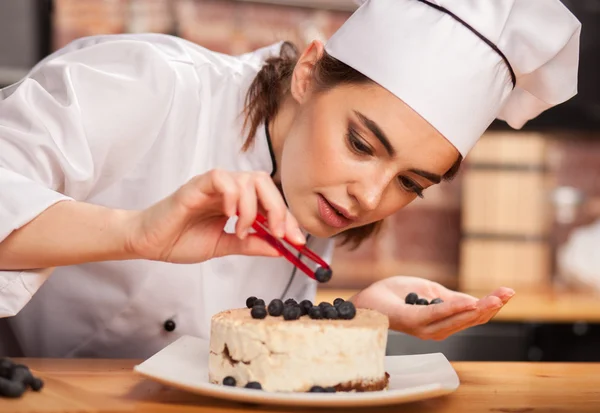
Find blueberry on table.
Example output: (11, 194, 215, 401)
(333, 298, 345, 307)
(323, 306, 339, 320)
(283, 305, 301, 320)
(309, 386, 325, 392)
(416, 298, 429, 305)
(318, 302, 332, 311)
(0, 358, 14, 379)
(11, 365, 33, 387)
(30, 377, 44, 392)
(299, 300, 313, 315)
(431, 298, 444, 304)
(405, 292, 419, 305)
(251, 305, 267, 319)
(337, 301, 356, 320)
(308, 306, 323, 319)
(253, 299, 265, 307)
(324, 386, 336, 393)
(223, 376, 236, 386)
(246, 296, 257, 308)
(245, 381, 262, 390)
(267, 299, 284, 316)
(0, 360, 42, 397)
(0, 377, 25, 398)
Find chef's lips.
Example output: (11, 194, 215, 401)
(249, 212, 332, 283)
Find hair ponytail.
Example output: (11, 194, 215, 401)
(242, 42, 299, 151)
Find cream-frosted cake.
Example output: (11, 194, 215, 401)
(208, 297, 389, 393)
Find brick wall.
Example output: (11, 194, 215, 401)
(52, 0, 350, 53)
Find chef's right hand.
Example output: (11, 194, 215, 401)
(125, 169, 305, 263)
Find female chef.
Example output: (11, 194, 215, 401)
(0, 0, 581, 358)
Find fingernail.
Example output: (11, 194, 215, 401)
(294, 228, 306, 244)
(240, 230, 248, 239)
(276, 223, 285, 238)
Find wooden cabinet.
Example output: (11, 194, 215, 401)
(459, 132, 553, 291)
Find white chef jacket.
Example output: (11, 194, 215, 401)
(0, 33, 333, 358)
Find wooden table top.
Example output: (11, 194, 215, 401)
(1, 359, 599, 412)
(316, 288, 600, 323)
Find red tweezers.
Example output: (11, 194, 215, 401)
(250, 213, 332, 283)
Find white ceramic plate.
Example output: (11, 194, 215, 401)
(133, 335, 460, 408)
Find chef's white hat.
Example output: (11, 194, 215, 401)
(325, 0, 582, 156)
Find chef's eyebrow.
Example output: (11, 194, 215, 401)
(409, 169, 442, 184)
(354, 111, 395, 157)
(354, 110, 442, 184)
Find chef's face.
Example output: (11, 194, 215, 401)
(278, 42, 459, 239)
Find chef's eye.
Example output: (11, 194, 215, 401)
(346, 126, 373, 155)
(399, 176, 424, 198)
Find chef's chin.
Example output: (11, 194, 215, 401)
(300, 217, 338, 239)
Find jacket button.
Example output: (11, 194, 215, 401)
(163, 319, 176, 332)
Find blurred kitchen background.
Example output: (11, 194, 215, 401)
(1, 0, 599, 362)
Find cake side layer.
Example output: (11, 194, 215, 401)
(208, 308, 389, 392)
(334, 372, 390, 392)
(208, 372, 390, 392)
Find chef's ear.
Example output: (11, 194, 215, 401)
(290, 40, 324, 104)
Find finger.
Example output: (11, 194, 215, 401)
(447, 287, 514, 303)
(436, 289, 480, 302)
(478, 306, 503, 325)
(427, 295, 503, 330)
(253, 172, 289, 239)
(415, 298, 478, 326)
(184, 170, 238, 214)
(284, 209, 305, 245)
(474, 296, 507, 325)
(488, 287, 515, 304)
(235, 174, 258, 239)
(433, 302, 505, 340)
(422, 296, 503, 338)
(208, 170, 240, 217)
(213, 233, 281, 258)
(475, 294, 504, 311)
(424, 281, 479, 302)
(422, 309, 482, 339)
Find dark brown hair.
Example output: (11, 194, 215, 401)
(242, 42, 462, 249)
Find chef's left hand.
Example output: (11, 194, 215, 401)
(349, 276, 514, 341)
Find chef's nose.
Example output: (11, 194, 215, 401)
(348, 171, 391, 212)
